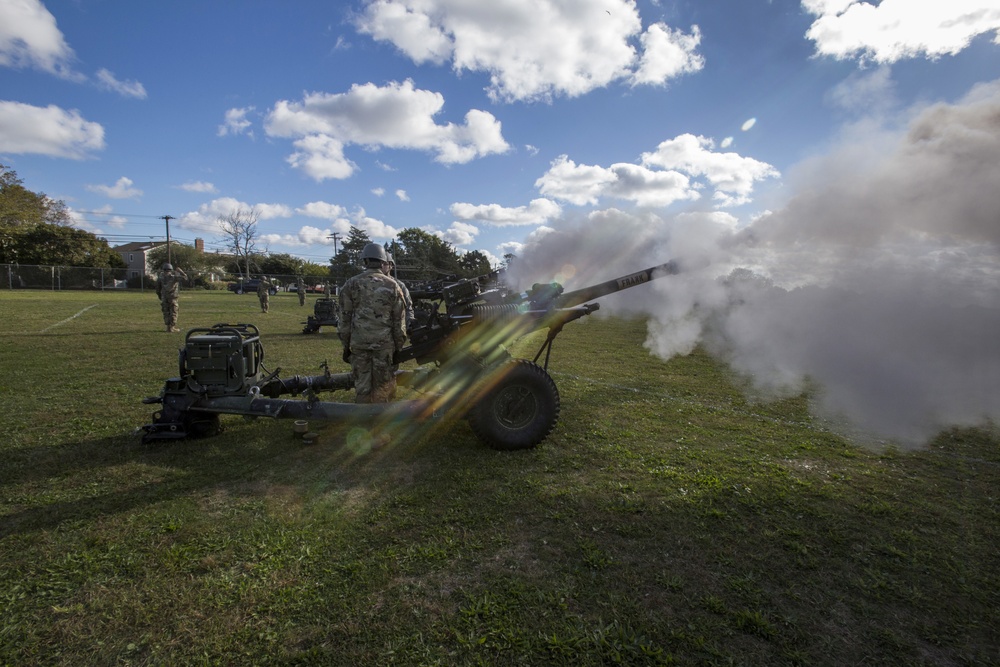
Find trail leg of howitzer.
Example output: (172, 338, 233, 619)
(40, 305, 98, 333)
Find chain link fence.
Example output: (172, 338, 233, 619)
(1, 264, 335, 292)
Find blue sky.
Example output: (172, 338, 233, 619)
(2, 0, 997, 268)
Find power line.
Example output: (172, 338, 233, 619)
(72, 210, 172, 219)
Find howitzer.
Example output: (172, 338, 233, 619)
(301, 297, 339, 334)
(141, 261, 681, 450)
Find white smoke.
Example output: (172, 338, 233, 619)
(512, 80, 1000, 447)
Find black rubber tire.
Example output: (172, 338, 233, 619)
(235, 288, 243, 295)
(469, 360, 560, 450)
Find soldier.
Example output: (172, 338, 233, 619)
(338, 243, 406, 404)
(386, 254, 414, 330)
(256, 276, 273, 313)
(296, 276, 306, 306)
(155, 262, 187, 332)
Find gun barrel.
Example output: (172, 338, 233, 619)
(554, 261, 680, 308)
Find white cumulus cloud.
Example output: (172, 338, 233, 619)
(641, 134, 780, 206)
(535, 155, 700, 208)
(803, 0, 1000, 64)
(450, 198, 562, 226)
(0, 101, 104, 158)
(356, 0, 703, 102)
(218, 106, 255, 137)
(264, 79, 509, 180)
(261, 225, 340, 248)
(0, 0, 78, 78)
(87, 176, 142, 199)
(440, 221, 479, 246)
(631, 23, 704, 86)
(96, 69, 147, 99)
(177, 181, 218, 194)
(296, 201, 348, 220)
(177, 197, 293, 235)
(395, 189, 410, 201)
(535, 135, 778, 209)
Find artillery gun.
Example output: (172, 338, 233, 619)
(141, 261, 680, 450)
(301, 297, 339, 334)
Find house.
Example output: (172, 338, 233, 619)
(112, 241, 168, 280)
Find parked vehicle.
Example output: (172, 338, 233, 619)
(227, 278, 278, 295)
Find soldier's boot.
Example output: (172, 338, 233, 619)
(165, 325, 172, 332)
(171, 326, 180, 332)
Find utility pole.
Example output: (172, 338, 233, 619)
(160, 215, 175, 264)
(328, 232, 341, 283)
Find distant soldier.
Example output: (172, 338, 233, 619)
(155, 262, 187, 332)
(257, 276, 274, 313)
(386, 253, 414, 330)
(339, 243, 406, 404)
(297, 276, 306, 306)
(323, 281, 332, 298)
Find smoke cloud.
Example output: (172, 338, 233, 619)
(511, 80, 1000, 447)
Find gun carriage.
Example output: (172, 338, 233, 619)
(301, 297, 339, 334)
(142, 262, 680, 450)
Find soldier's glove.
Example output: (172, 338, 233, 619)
(392, 350, 401, 366)
(342, 348, 351, 364)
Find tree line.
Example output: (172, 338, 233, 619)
(1, 166, 510, 282)
(0, 164, 124, 268)
(189, 206, 508, 284)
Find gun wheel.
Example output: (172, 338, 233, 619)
(470, 360, 560, 450)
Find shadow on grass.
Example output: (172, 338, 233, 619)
(0, 409, 486, 539)
(0, 422, 312, 537)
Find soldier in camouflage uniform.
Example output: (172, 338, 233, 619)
(386, 254, 414, 330)
(297, 276, 306, 306)
(338, 243, 406, 404)
(155, 262, 187, 332)
(257, 276, 273, 313)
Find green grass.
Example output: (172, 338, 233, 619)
(1, 289, 997, 665)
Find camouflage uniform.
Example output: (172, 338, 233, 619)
(297, 277, 306, 306)
(394, 277, 414, 329)
(257, 278, 273, 313)
(339, 269, 406, 403)
(155, 267, 187, 332)
(387, 273, 414, 400)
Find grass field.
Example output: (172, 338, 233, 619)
(0, 289, 997, 666)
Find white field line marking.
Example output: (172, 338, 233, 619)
(40, 304, 97, 333)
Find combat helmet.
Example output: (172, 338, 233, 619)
(162, 262, 173, 271)
(360, 243, 389, 263)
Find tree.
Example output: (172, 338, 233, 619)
(299, 260, 329, 277)
(458, 249, 492, 277)
(148, 243, 216, 274)
(0, 164, 72, 263)
(17, 224, 124, 267)
(217, 207, 261, 278)
(330, 226, 371, 281)
(259, 252, 305, 276)
(395, 227, 460, 280)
